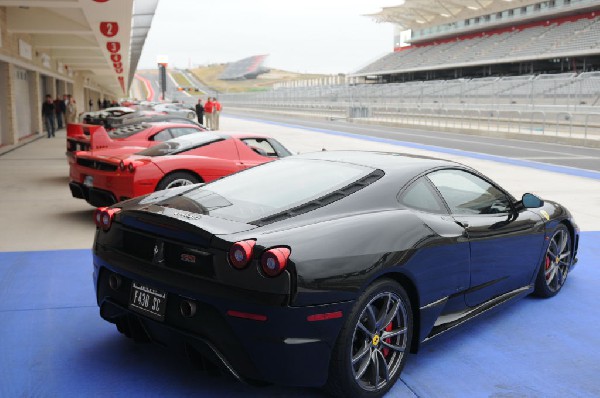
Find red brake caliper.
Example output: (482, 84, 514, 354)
(545, 255, 551, 280)
(383, 323, 392, 357)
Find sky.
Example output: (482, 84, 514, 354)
(137, 0, 401, 74)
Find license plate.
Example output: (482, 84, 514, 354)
(129, 282, 167, 321)
(83, 175, 93, 188)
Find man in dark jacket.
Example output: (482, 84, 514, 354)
(195, 99, 204, 125)
(42, 94, 56, 138)
(54, 96, 66, 129)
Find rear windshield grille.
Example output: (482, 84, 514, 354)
(109, 123, 149, 138)
(76, 158, 118, 171)
(67, 139, 90, 152)
(254, 169, 385, 226)
(120, 228, 214, 277)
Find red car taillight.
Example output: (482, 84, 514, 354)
(229, 240, 256, 269)
(94, 207, 120, 231)
(261, 247, 291, 277)
(119, 161, 138, 173)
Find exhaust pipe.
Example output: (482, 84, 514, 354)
(108, 274, 122, 290)
(180, 300, 197, 318)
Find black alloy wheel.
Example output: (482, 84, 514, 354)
(327, 279, 413, 398)
(534, 224, 572, 298)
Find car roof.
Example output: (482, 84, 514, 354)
(215, 131, 270, 140)
(108, 122, 202, 137)
(294, 150, 458, 176)
(161, 132, 269, 146)
(143, 121, 200, 127)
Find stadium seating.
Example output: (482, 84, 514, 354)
(357, 15, 600, 75)
(232, 72, 600, 109)
(219, 55, 269, 80)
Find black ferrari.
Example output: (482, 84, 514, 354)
(92, 151, 579, 397)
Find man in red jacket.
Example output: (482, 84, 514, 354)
(204, 98, 214, 130)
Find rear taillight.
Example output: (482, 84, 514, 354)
(261, 247, 290, 277)
(119, 161, 137, 173)
(229, 240, 256, 269)
(94, 207, 120, 231)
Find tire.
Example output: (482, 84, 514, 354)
(534, 224, 572, 298)
(327, 279, 413, 398)
(156, 172, 201, 191)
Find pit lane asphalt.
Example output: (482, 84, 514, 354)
(225, 110, 600, 172)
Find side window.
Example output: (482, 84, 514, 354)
(427, 169, 511, 215)
(170, 127, 200, 138)
(151, 129, 173, 142)
(399, 177, 447, 214)
(242, 138, 278, 157)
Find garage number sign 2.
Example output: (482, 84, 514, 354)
(100, 22, 119, 38)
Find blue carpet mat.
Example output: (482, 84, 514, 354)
(1, 232, 598, 397)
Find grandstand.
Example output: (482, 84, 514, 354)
(219, 55, 270, 80)
(355, 0, 600, 82)
(220, 1, 600, 146)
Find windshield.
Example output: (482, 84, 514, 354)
(137, 133, 223, 156)
(181, 158, 374, 223)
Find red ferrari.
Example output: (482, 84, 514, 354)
(66, 122, 208, 162)
(69, 132, 292, 207)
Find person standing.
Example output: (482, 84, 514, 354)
(204, 97, 214, 130)
(54, 97, 65, 129)
(42, 94, 56, 138)
(213, 97, 222, 130)
(63, 94, 69, 118)
(66, 96, 78, 124)
(195, 99, 204, 125)
(88, 98, 93, 111)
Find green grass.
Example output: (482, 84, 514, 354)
(169, 71, 205, 96)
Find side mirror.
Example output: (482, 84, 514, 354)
(522, 193, 544, 208)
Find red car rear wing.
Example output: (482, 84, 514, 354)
(66, 123, 114, 151)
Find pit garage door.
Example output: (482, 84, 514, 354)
(0, 62, 8, 146)
(14, 67, 33, 139)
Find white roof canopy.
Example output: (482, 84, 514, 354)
(1, 0, 158, 95)
(368, 0, 550, 29)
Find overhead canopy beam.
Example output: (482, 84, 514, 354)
(2, 0, 158, 96)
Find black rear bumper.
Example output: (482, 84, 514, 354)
(94, 264, 351, 387)
(69, 181, 117, 207)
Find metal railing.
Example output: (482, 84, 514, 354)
(220, 74, 600, 146)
